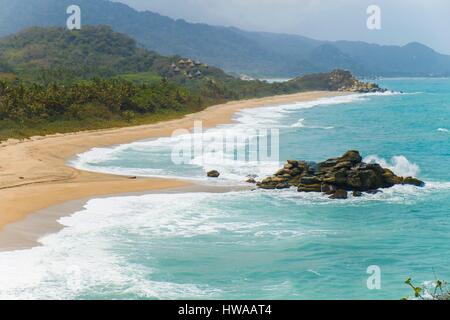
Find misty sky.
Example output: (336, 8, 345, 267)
(114, 0, 450, 54)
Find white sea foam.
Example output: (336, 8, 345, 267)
(437, 128, 449, 133)
(235, 94, 370, 120)
(307, 269, 322, 276)
(291, 118, 305, 128)
(4, 190, 333, 299)
(365, 90, 402, 96)
(0, 245, 218, 300)
(71, 94, 367, 182)
(265, 180, 450, 207)
(290, 118, 334, 130)
(0, 192, 255, 299)
(364, 155, 420, 177)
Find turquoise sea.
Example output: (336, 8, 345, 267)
(0, 78, 449, 299)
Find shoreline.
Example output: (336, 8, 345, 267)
(0, 91, 346, 249)
(0, 184, 251, 251)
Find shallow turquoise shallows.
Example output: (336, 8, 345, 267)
(1, 78, 449, 299)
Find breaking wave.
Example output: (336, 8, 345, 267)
(290, 118, 334, 130)
(363, 155, 420, 177)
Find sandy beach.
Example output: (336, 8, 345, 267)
(0, 91, 344, 247)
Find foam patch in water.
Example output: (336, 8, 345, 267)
(364, 155, 420, 177)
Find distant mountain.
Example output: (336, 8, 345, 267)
(1, 0, 450, 77)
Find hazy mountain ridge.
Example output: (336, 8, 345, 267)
(1, 0, 450, 77)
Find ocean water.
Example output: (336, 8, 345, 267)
(1, 78, 449, 299)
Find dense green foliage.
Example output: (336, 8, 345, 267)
(0, 69, 356, 141)
(404, 277, 450, 300)
(1, 0, 450, 77)
(0, 78, 205, 140)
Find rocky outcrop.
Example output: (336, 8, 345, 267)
(256, 151, 424, 199)
(342, 80, 387, 93)
(207, 170, 220, 178)
(328, 70, 387, 93)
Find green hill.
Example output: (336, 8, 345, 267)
(0, 26, 155, 82)
(0, 25, 231, 85)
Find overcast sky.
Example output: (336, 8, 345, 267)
(114, 0, 450, 54)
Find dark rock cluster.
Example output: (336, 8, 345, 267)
(343, 81, 388, 93)
(256, 151, 424, 199)
(328, 70, 387, 93)
(207, 170, 220, 178)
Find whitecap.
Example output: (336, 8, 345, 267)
(364, 155, 420, 177)
(307, 269, 322, 276)
(290, 118, 334, 130)
(290, 118, 305, 128)
(260, 181, 450, 207)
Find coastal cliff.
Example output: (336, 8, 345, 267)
(288, 70, 386, 93)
